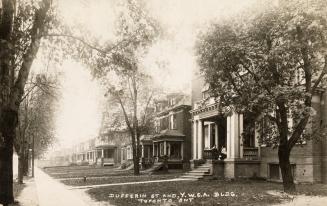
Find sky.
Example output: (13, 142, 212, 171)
(48, 0, 258, 149)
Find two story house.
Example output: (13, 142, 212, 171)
(191, 67, 327, 183)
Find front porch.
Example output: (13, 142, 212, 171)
(95, 146, 117, 166)
(191, 107, 260, 178)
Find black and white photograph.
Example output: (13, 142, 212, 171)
(0, 0, 327, 205)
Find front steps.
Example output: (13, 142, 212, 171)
(180, 163, 211, 180)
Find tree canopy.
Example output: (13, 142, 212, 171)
(196, 0, 327, 192)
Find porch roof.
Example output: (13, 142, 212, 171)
(152, 129, 185, 141)
(95, 145, 117, 149)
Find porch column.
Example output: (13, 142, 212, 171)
(181, 142, 184, 160)
(229, 112, 241, 159)
(215, 123, 219, 147)
(227, 116, 232, 159)
(198, 120, 203, 159)
(193, 120, 197, 159)
(239, 114, 244, 158)
(164, 141, 167, 155)
(153, 143, 155, 156)
(141, 144, 144, 158)
(101, 149, 104, 158)
(208, 123, 212, 148)
(168, 143, 171, 156)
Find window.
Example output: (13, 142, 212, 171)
(169, 98, 175, 106)
(269, 164, 280, 180)
(170, 114, 177, 129)
(244, 116, 255, 147)
(170, 142, 181, 159)
(160, 142, 165, 156)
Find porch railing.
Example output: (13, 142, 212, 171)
(203, 149, 220, 160)
(243, 147, 259, 160)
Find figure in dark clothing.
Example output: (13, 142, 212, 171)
(211, 145, 219, 160)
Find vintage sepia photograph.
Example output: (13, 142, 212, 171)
(0, 0, 327, 205)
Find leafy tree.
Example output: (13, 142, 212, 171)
(14, 73, 58, 183)
(0, 1, 53, 204)
(92, 0, 160, 175)
(0, 0, 131, 204)
(197, 0, 327, 192)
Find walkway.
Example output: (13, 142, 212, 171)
(16, 178, 39, 206)
(34, 168, 99, 206)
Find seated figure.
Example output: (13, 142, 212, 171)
(219, 146, 227, 160)
(211, 145, 219, 159)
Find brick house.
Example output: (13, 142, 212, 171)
(191, 68, 327, 183)
(138, 93, 192, 170)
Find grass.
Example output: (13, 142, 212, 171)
(61, 173, 181, 186)
(87, 179, 286, 206)
(43, 166, 133, 179)
(44, 165, 327, 205)
(43, 165, 183, 186)
(87, 180, 327, 206)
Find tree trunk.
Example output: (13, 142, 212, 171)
(23, 150, 29, 176)
(278, 145, 296, 193)
(132, 145, 140, 175)
(0, 109, 18, 205)
(17, 152, 25, 184)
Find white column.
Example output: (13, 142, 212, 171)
(229, 112, 240, 159)
(198, 120, 203, 159)
(239, 114, 244, 158)
(181, 142, 184, 160)
(193, 120, 197, 159)
(101, 149, 104, 158)
(208, 123, 212, 148)
(141, 144, 144, 158)
(164, 141, 167, 155)
(227, 116, 232, 159)
(255, 121, 259, 147)
(215, 123, 219, 147)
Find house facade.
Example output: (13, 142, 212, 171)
(135, 93, 192, 170)
(191, 69, 327, 183)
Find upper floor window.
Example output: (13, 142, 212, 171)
(169, 114, 177, 130)
(169, 98, 175, 107)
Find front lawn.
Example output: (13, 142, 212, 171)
(87, 180, 327, 206)
(87, 179, 287, 206)
(43, 166, 133, 179)
(61, 173, 181, 186)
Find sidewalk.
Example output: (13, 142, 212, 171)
(16, 178, 39, 206)
(34, 168, 94, 206)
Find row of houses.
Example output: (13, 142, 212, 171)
(45, 69, 327, 183)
